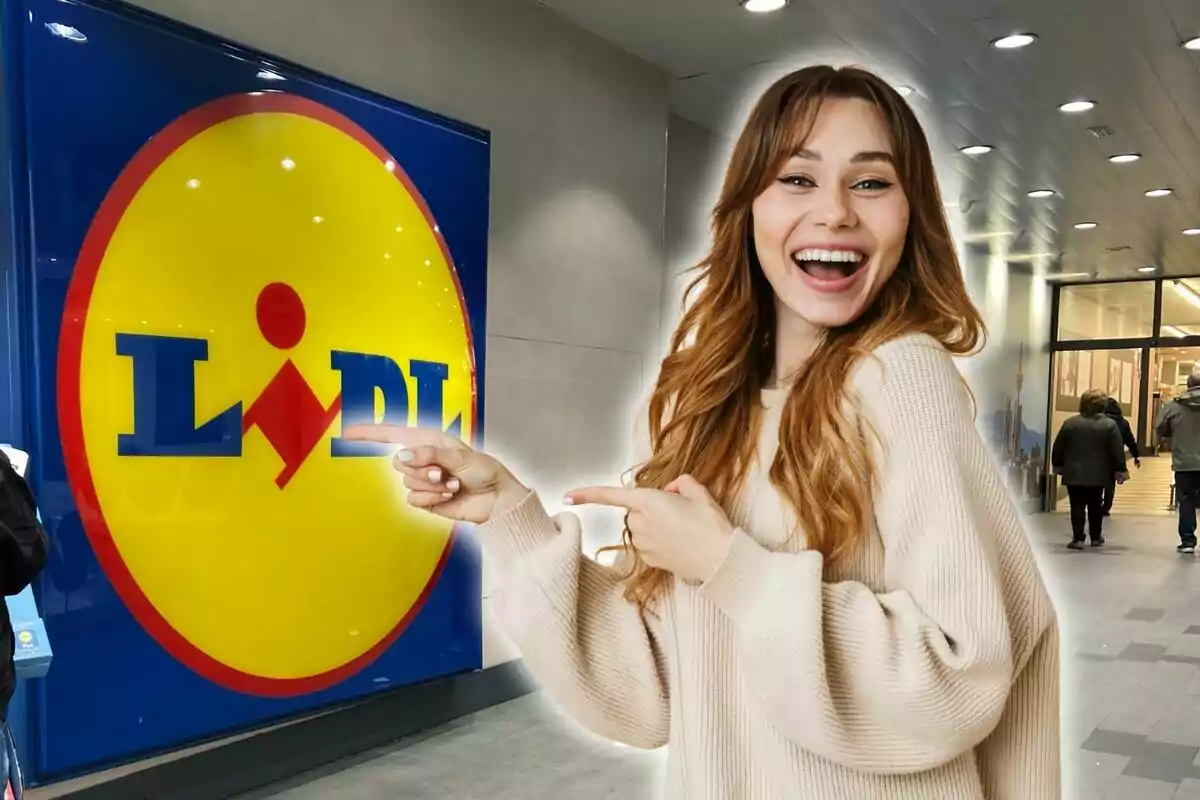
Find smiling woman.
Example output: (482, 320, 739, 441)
(751, 96, 910, 341)
(352, 64, 1062, 800)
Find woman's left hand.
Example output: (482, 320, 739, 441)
(565, 475, 735, 584)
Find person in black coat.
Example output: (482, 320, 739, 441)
(1102, 396, 1141, 516)
(0, 450, 47, 721)
(1052, 389, 1129, 549)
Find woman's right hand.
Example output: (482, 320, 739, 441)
(342, 424, 529, 525)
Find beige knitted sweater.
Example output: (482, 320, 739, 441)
(476, 334, 1061, 799)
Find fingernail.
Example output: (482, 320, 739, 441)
(562, 496, 575, 506)
(442, 492, 453, 500)
(447, 478, 460, 492)
(396, 450, 415, 464)
(429, 468, 442, 483)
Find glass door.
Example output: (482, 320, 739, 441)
(1047, 347, 1144, 510)
(1150, 345, 1200, 451)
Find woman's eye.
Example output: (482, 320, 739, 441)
(853, 178, 892, 191)
(778, 175, 816, 188)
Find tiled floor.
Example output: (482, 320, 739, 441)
(249, 512, 1200, 800)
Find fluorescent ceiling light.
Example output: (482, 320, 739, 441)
(1046, 272, 1090, 280)
(992, 33, 1038, 50)
(964, 231, 1015, 241)
(1138, 266, 1158, 273)
(256, 69, 286, 81)
(1174, 281, 1200, 310)
(1007, 252, 1057, 263)
(740, 0, 787, 11)
(959, 145, 993, 155)
(1058, 100, 1095, 113)
(1183, 37, 1200, 50)
(1028, 189, 1056, 198)
(1165, 326, 1188, 338)
(1074, 222, 1098, 230)
(1146, 188, 1173, 197)
(1184, 228, 1200, 236)
(1109, 153, 1141, 164)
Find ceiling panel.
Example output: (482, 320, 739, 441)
(541, 0, 1200, 279)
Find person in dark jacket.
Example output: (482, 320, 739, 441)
(1101, 396, 1141, 516)
(1156, 372, 1200, 553)
(1052, 389, 1128, 549)
(0, 446, 47, 795)
(0, 449, 46, 716)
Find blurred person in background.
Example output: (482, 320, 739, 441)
(1156, 371, 1200, 554)
(1101, 396, 1140, 516)
(350, 65, 1060, 799)
(1051, 389, 1128, 550)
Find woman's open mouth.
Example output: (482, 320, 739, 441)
(791, 248, 869, 292)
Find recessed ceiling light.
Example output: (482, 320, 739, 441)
(1058, 100, 1096, 113)
(893, 85, 914, 97)
(959, 145, 993, 155)
(1108, 153, 1141, 164)
(1184, 228, 1200, 236)
(1184, 37, 1200, 51)
(992, 33, 1038, 50)
(1146, 188, 1173, 197)
(1074, 222, 1098, 230)
(740, 0, 787, 11)
(1028, 189, 1056, 198)
(1138, 266, 1158, 273)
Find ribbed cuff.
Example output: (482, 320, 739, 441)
(698, 527, 823, 623)
(474, 489, 561, 559)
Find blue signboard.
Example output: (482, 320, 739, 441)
(0, 0, 489, 781)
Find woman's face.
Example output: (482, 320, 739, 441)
(751, 96, 910, 331)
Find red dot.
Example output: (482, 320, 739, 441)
(256, 282, 306, 350)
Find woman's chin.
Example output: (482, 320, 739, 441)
(780, 291, 869, 331)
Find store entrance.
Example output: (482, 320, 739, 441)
(1048, 347, 1158, 513)
(1149, 345, 1200, 452)
(1046, 277, 1200, 515)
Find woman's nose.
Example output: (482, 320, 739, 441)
(814, 185, 856, 229)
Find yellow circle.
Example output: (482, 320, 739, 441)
(76, 104, 474, 684)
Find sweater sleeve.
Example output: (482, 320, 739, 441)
(698, 337, 1036, 774)
(474, 490, 671, 749)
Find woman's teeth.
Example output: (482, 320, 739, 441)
(793, 249, 864, 264)
(792, 249, 866, 281)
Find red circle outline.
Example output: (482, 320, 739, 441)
(56, 92, 480, 698)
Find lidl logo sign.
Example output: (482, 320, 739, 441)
(15, 629, 35, 651)
(57, 93, 477, 696)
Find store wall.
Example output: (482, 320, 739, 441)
(661, 115, 725, 346)
(124, 0, 672, 668)
(958, 249, 1053, 508)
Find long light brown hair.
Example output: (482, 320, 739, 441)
(615, 65, 985, 605)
